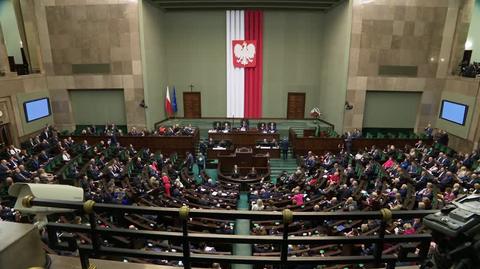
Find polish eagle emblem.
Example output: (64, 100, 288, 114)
(232, 40, 256, 68)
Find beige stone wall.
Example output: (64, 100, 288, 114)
(344, 0, 472, 142)
(0, 74, 50, 144)
(32, 0, 146, 130)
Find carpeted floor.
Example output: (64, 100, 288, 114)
(233, 192, 252, 269)
(269, 158, 298, 184)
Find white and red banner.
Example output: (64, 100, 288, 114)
(226, 10, 263, 118)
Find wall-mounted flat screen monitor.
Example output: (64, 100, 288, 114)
(439, 100, 468, 125)
(23, 98, 51, 122)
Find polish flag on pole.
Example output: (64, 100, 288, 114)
(165, 86, 173, 117)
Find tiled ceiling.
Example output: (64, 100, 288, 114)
(151, 0, 345, 11)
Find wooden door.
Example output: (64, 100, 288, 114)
(183, 92, 201, 118)
(287, 92, 306, 119)
(0, 123, 12, 149)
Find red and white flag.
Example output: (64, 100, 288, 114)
(165, 86, 173, 117)
(226, 10, 263, 118)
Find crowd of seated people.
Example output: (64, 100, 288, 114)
(206, 137, 233, 149)
(247, 139, 480, 260)
(256, 138, 279, 149)
(3, 124, 480, 267)
(459, 61, 480, 78)
(0, 127, 241, 266)
(210, 120, 277, 133)
(78, 123, 196, 137)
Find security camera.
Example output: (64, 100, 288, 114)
(9, 183, 84, 228)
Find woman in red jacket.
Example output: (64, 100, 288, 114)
(162, 172, 171, 197)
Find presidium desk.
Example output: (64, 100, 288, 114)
(207, 129, 280, 159)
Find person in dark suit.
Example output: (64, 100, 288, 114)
(96, 155, 106, 167)
(38, 150, 49, 163)
(259, 138, 270, 147)
(218, 139, 228, 148)
(13, 168, 29, 182)
(270, 139, 279, 148)
(344, 132, 353, 153)
(223, 122, 231, 132)
(184, 152, 194, 171)
(18, 165, 32, 179)
(280, 139, 289, 160)
(207, 138, 216, 148)
(0, 160, 12, 180)
(8, 157, 19, 169)
(197, 153, 206, 170)
(80, 140, 90, 152)
(27, 137, 37, 149)
(267, 122, 276, 133)
(87, 162, 103, 180)
(87, 125, 97, 135)
(424, 123, 433, 139)
(39, 127, 50, 141)
(213, 121, 222, 131)
(107, 166, 120, 180)
(240, 119, 249, 131)
(231, 165, 240, 179)
(258, 123, 267, 133)
(30, 156, 41, 171)
(37, 139, 50, 151)
(199, 141, 207, 156)
(247, 167, 257, 179)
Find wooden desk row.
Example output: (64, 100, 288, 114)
(62, 129, 199, 157)
(207, 147, 280, 159)
(289, 128, 433, 156)
(208, 130, 279, 147)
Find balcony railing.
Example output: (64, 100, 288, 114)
(23, 196, 436, 269)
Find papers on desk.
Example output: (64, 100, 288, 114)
(260, 146, 271, 149)
(213, 147, 227, 150)
(208, 130, 217, 133)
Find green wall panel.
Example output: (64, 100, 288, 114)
(140, 0, 168, 129)
(363, 91, 422, 129)
(140, 7, 351, 120)
(164, 10, 227, 117)
(319, 0, 351, 132)
(69, 90, 126, 125)
(16, 90, 54, 135)
(263, 10, 323, 118)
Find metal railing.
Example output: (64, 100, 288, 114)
(23, 196, 436, 269)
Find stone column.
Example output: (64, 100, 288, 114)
(0, 23, 17, 77)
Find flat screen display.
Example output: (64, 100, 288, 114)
(439, 100, 468, 125)
(24, 98, 51, 122)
